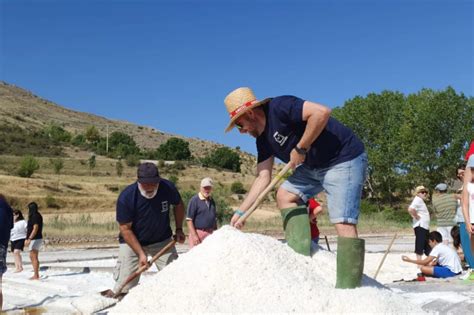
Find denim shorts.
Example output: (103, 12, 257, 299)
(29, 239, 43, 251)
(280, 152, 368, 224)
(0, 244, 7, 275)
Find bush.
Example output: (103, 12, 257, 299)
(18, 155, 40, 177)
(215, 195, 233, 225)
(71, 134, 85, 146)
(169, 175, 179, 186)
(382, 207, 412, 223)
(172, 161, 186, 170)
(45, 195, 60, 209)
(50, 158, 64, 175)
(108, 132, 139, 158)
(0, 124, 63, 156)
(85, 126, 101, 143)
(360, 200, 381, 214)
(116, 159, 124, 177)
(156, 137, 191, 160)
(126, 155, 140, 167)
(231, 181, 246, 194)
(202, 147, 241, 172)
(43, 124, 72, 143)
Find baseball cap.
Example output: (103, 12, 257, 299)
(434, 183, 448, 192)
(467, 155, 474, 168)
(137, 162, 160, 184)
(200, 177, 213, 187)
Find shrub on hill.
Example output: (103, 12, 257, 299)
(42, 123, 72, 143)
(155, 137, 191, 161)
(18, 155, 40, 177)
(0, 124, 63, 156)
(202, 147, 241, 172)
(231, 181, 246, 194)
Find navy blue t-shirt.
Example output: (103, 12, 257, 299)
(186, 194, 217, 230)
(0, 199, 13, 247)
(257, 96, 365, 168)
(116, 179, 181, 246)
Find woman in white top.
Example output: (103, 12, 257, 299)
(462, 153, 474, 264)
(408, 185, 431, 261)
(10, 209, 27, 272)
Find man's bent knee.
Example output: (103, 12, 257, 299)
(276, 188, 300, 209)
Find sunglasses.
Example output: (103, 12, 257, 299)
(235, 123, 243, 130)
(420, 191, 428, 194)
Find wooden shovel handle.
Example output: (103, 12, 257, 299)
(236, 163, 292, 225)
(114, 239, 177, 297)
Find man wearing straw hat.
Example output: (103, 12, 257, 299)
(223, 87, 367, 288)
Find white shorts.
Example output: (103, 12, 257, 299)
(29, 239, 43, 251)
(437, 226, 453, 244)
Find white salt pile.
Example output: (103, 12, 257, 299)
(111, 226, 424, 314)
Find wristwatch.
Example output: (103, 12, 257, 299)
(294, 146, 308, 155)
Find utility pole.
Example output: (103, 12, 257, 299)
(106, 124, 109, 153)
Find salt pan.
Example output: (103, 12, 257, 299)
(111, 226, 424, 314)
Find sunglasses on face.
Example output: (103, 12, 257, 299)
(420, 191, 428, 194)
(235, 123, 243, 130)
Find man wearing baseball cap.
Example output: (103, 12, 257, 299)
(432, 183, 457, 245)
(110, 162, 186, 296)
(223, 87, 367, 288)
(186, 177, 217, 248)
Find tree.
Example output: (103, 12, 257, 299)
(18, 155, 40, 178)
(108, 131, 139, 157)
(202, 147, 241, 172)
(332, 87, 474, 206)
(116, 158, 123, 177)
(88, 154, 96, 176)
(333, 91, 406, 206)
(398, 87, 474, 191)
(43, 124, 72, 143)
(71, 134, 85, 146)
(85, 126, 101, 144)
(231, 181, 247, 194)
(50, 158, 64, 189)
(156, 137, 191, 160)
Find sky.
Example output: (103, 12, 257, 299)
(0, 0, 472, 154)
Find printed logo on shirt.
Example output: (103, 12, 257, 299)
(273, 131, 288, 147)
(161, 201, 169, 213)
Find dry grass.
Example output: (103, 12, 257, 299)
(0, 153, 412, 241)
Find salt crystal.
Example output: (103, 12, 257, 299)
(111, 226, 423, 314)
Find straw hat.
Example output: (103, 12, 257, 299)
(414, 185, 428, 195)
(224, 87, 271, 132)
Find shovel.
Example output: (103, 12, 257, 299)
(100, 238, 177, 299)
(236, 163, 292, 225)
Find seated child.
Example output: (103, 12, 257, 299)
(402, 231, 463, 278)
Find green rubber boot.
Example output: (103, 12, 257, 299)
(335, 236, 365, 289)
(280, 205, 311, 256)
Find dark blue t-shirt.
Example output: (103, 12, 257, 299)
(257, 96, 365, 168)
(0, 199, 13, 247)
(186, 194, 217, 230)
(116, 180, 181, 246)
